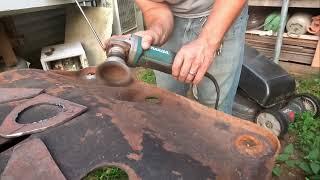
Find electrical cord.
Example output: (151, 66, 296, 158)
(204, 72, 220, 110)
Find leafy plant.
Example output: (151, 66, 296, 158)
(136, 68, 156, 85)
(273, 111, 320, 178)
(83, 166, 128, 180)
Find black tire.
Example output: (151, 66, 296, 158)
(293, 93, 320, 118)
(255, 109, 289, 137)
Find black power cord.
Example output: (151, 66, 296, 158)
(204, 72, 220, 110)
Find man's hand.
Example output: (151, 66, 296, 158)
(134, 30, 162, 50)
(103, 30, 161, 51)
(172, 0, 246, 85)
(172, 38, 219, 85)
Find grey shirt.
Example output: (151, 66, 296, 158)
(150, 0, 214, 18)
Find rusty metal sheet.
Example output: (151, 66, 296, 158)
(1, 138, 66, 180)
(0, 94, 87, 138)
(0, 88, 44, 104)
(0, 69, 280, 180)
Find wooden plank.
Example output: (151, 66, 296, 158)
(312, 40, 320, 68)
(280, 61, 320, 77)
(249, 0, 320, 8)
(246, 30, 320, 41)
(246, 41, 315, 54)
(253, 47, 313, 65)
(246, 34, 317, 48)
(0, 23, 17, 67)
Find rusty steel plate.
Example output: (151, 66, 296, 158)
(1, 138, 66, 180)
(0, 94, 87, 138)
(0, 88, 44, 104)
(0, 69, 280, 180)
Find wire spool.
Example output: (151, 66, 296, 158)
(286, 12, 312, 37)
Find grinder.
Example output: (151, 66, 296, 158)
(97, 35, 176, 87)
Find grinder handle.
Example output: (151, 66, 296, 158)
(138, 46, 175, 74)
(132, 35, 175, 73)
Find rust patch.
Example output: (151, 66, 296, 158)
(127, 153, 143, 161)
(2, 71, 29, 83)
(234, 134, 265, 158)
(80, 129, 95, 143)
(0, 88, 44, 104)
(171, 170, 182, 176)
(1, 138, 66, 180)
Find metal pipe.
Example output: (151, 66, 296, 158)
(73, 0, 105, 50)
(273, 0, 290, 63)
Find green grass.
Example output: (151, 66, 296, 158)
(296, 75, 320, 97)
(136, 68, 156, 85)
(82, 166, 128, 180)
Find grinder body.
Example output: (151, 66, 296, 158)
(129, 35, 175, 74)
(98, 35, 175, 86)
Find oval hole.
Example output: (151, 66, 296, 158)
(17, 104, 63, 124)
(145, 96, 160, 104)
(82, 166, 128, 180)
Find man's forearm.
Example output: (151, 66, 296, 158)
(199, 0, 247, 49)
(135, 0, 174, 45)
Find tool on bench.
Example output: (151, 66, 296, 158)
(73, 0, 220, 109)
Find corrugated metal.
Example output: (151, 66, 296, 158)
(117, 0, 137, 33)
(13, 8, 66, 67)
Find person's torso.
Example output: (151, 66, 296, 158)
(150, 0, 214, 18)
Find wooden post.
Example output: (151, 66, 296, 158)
(0, 23, 17, 67)
(311, 40, 320, 68)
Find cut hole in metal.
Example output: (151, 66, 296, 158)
(145, 96, 160, 104)
(82, 166, 128, 180)
(16, 104, 63, 124)
(234, 135, 264, 157)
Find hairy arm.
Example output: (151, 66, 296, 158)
(135, 0, 174, 48)
(172, 0, 247, 84)
(198, 0, 247, 50)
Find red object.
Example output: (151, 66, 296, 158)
(308, 15, 320, 36)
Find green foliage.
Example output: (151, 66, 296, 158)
(272, 165, 281, 177)
(296, 76, 320, 97)
(83, 166, 128, 180)
(283, 143, 294, 155)
(289, 113, 320, 153)
(137, 69, 156, 85)
(274, 112, 320, 178)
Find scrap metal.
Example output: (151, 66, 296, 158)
(1, 138, 66, 180)
(0, 94, 87, 138)
(0, 68, 280, 180)
(0, 88, 44, 104)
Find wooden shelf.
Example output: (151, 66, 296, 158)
(246, 30, 320, 41)
(249, 0, 320, 8)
